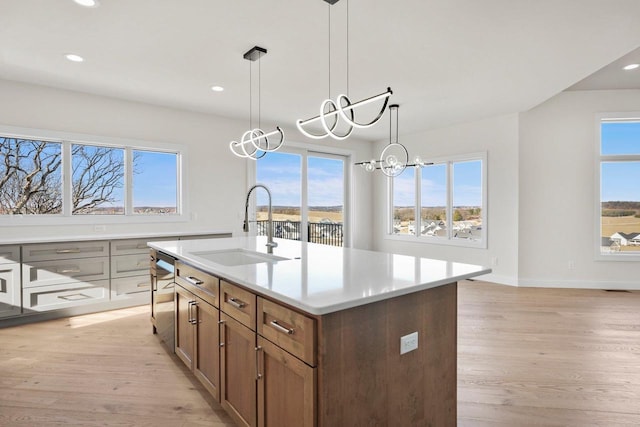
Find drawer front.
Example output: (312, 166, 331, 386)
(111, 276, 151, 299)
(22, 257, 109, 288)
(23, 280, 109, 312)
(257, 297, 316, 366)
(175, 261, 218, 307)
(0, 245, 20, 264)
(23, 241, 109, 262)
(0, 263, 21, 318)
(111, 253, 150, 278)
(111, 238, 154, 256)
(220, 280, 256, 330)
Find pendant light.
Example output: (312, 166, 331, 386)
(229, 46, 285, 160)
(296, 0, 392, 140)
(355, 104, 429, 177)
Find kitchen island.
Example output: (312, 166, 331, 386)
(149, 236, 490, 427)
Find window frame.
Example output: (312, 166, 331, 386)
(250, 140, 353, 248)
(385, 151, 487, 249)
(595, 113, 640, 261)
(0, 124, 187, 225)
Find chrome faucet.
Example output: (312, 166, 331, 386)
(244, 184, 278, 254)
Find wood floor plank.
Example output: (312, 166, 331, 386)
(1, 281, 639, 426)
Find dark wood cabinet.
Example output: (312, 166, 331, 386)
(257, 336, 315, 427)
(220, 312, 257, 427)
(174, 284, 195, 368)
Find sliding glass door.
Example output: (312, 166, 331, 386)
(256, 150, 347, 246)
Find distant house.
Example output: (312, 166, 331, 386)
(610, 232, 640, 246)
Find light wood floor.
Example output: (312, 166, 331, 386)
(0, 281, 638, 426)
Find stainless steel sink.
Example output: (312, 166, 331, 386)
(191, 248, 290, 266)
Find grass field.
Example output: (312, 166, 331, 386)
(601, 215, 640, 236)
(257, 209, 343, 223)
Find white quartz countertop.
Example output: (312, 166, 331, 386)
(149, 236, 491, 315)
(0, 230, 231, 245)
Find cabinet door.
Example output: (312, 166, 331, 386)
(175, 285, 195, 369)
(220, 313, 257, 427)
(0, 263, 21, 318)
(194, 297, 220, 401)
(257, 337, 316, 427)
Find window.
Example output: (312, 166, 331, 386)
(0, 127, 183, 222)
(388, 153, 486, 248)
(255, 149, 348, 247)
(598, 117, 640, 258)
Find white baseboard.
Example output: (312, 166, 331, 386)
(469, 274, 639, 290)
(517, 278, 640, 290)
(471, 273, 518, 286)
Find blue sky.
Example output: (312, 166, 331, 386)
(256, 152, 344, 207)
(395, 160, 482, 207)
(132, 151, 177, 206)
(601, 122, 640, 202)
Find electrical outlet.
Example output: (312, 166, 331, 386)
(491, 256, 498, 266)
(400, 332, 418, 355)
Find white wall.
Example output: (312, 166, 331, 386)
(0, 79, 374, 249)
(372, 113, 520, 285)
(518, 89, 640, 289)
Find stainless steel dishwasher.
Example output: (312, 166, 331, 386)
(150, 250, 176, 352)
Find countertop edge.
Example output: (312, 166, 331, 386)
(150, 239, 492, 316)
(0, 230, 232, 245)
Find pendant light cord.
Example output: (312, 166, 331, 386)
(249, 59, 252, 129)
(328, 3, 331, 99)
(346, 0, 349, 97)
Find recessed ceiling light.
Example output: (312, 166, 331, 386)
(65, 54, 84, 63)
(211, 86, 224, 92)
(73, 0, 100, 7)
(623, 63, 639, 71)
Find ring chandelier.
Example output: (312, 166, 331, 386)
(354, 104, 430, 177)
(229, 46, 285, 160)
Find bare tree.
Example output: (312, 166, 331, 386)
(0, 137, 125, 215)
(71, 144, 124, 214)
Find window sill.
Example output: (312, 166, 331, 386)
(384, 233, 487, 249)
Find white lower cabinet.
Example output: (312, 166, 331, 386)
(23, 280, 110, 312)
(0, 262, 21, 318)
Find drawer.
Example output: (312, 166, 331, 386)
(220, 280, 256, 330)
(0, 245, 20, 264)
(111, 238, 153, 256)
(23, 280, 109, 312)
(175, 261, 218, 307)
(22, 257, 109, 288)
(111, 253, 150, 278)
(111, 276, 151, 299)
(23, 241, 109, 262)
(0, 263, 21, 318)
(257, 297, 316, 366)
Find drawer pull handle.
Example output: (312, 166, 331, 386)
(255, 346, 263, 380)
(184, 276, 203, 286)
(57, 293, 91, 301)
(270, 320, 294, 335)
(227, 297, 245, 309)
(137, 282, 149, 288)
(56, 267, 82, 274)
(55, 248, 81, 254)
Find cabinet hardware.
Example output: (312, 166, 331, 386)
(218, 320, 225, 324)
(56, 267, 82, 274)
(219, 342, 225, 347)
(184, 276, 203, 286)
(227, 297, 245, 309)
(255, 346, 263, 380)
(55, 248, 81, 254)
(270, 320, 294, 335)
(188, 300, 198, 324)
(136, 282, 149, 288)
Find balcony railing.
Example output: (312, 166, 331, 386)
(256, 220, 343, 247)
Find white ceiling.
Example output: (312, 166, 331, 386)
(1, 0, 640, 141)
